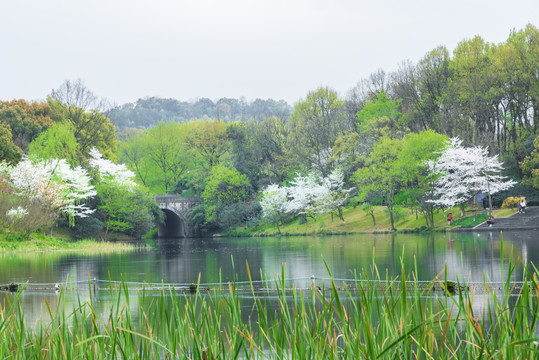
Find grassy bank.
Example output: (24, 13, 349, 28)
(234, 205, 516, 236)
(1, 240, 538, 358)
(0, 231, 146, 253)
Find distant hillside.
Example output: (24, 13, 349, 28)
(107, 97, 292, 129)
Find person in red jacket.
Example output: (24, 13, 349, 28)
(447, 212, 452, 226)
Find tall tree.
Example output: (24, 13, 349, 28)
(202, 165, 250, 222)
(145, 122, 190, 193)
(0, 123, 22, 165)
(429, 138, 516, 216)
(287, 87, 348, 176)
(27, 121, 80, 166)
(397, 130, 449, 227)
(49, 79, 116, 160)
(184, 119, 230, 176)
(353, 137, 403, 230)
(0, 99, 62, 151)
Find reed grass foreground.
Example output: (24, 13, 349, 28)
(1, 238, 539, 359)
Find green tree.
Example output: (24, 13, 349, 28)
(28, 121, 80, 166)
(397, 130, 448, 227)
(118, 132, 153, 187)
(145, 122, 190, 193)
(119, 122, 194, 194)
(250, 116, 289, 185)
(287, 87, 348, 176)
(521, 134, 539, 188)
(49, 79, 117, 160)
(356, 92, 408, 146)
(353, 137, 403, 231)
(185, 119, 230, 171)
(0, 123, 22, 165)
(202, 165, 250, 222)
(330, 131, 366, 186)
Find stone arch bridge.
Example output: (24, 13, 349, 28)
(155, 195, 200, 238)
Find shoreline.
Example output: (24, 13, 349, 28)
(0, 234, 148, 254)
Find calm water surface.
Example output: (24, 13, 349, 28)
(1, 230, 538, 324)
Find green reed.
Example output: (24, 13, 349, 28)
(1, 235, 539, 359)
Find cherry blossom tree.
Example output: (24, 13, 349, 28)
(89, 147, 136, 188)
(286, 172, 325, 219)
(260, 169, 353, 227)
(44, 159, 97, 224)
(259, 184, 289, 233)
(0, 156, 96, 233)
(314, 169, 354, 222)
(429, 138, 516, 217)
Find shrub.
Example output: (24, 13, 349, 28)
(501, 196, 523, 209)
(216, 201, 261, 230)
(72, 215, 104, 240)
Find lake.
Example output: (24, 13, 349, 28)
(1, 230, 536, 325)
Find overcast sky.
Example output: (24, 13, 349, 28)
(1, 0, 537, 105)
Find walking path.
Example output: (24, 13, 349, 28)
(456, 206, 539, 232)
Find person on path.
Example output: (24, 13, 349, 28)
(519, 198, 527, 214)
(447, 212, 452, 226)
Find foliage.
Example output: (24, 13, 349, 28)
(521, 133, 539, 188)
(107, 96, 292, 129)
(357, 92, 407, 143)
(0, 122, 22, 165)
(72, 215, 104, 239)
(89, 148, 136, 188)
(216, 201, 261, 230)
(202, 165, 251, 222)
(186, 204, 208, 236)
(259, 184, 289, 233)
(28, 121, 80, 166)
(354, 136, 403, 230)
(287, 87, 348, 176)
(260, 169, 353, 225)
(185, 119, 230, 173)
(0, 157, 96, 233)
(330, 131, 366, 186)
(49, 79, 117, 160)
(119, 122, 191, 193)
(89, 148, 161, 239)
(397, 130, 449, 227)
(501, 196, 523, 209)
(493, 183, 539, 207)
(0, 99, 62, 151)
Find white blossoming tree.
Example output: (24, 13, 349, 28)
(44, 159, 97, 225)
(313, 169, 354, 222)
(429, 138, 516, 217)
(0, 157, 96, 235)
(286, 172, 326, 219)
(260, 169, 353, 228)
(259, 184, 289, 233)
(89, 147, 136, 188)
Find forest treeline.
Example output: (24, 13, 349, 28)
(1, 24, 539, 238)
(107, 97, 293, 129)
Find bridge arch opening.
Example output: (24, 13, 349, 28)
(158, 208, 187, 238)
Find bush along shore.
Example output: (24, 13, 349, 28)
(2, 236, 539, 358)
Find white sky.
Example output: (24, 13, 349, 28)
(1, 0, 538, 105)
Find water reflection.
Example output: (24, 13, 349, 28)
(0, 230, 537, 323)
